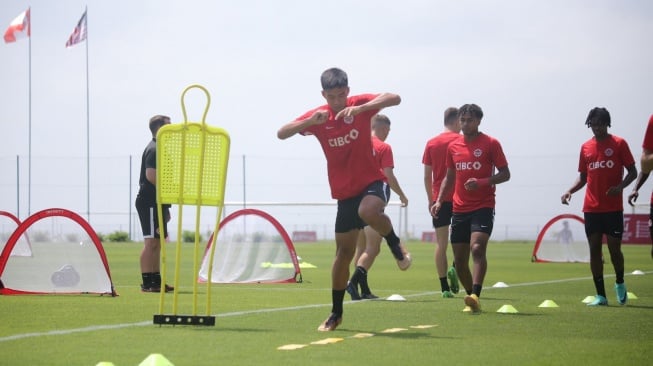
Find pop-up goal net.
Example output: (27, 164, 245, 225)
(532, 214, 589, 263)
(0, 208, 116, 295)
(0, 211, 32, 257)
(199, 208, 302, 283)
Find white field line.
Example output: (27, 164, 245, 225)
(0, 272, 648, 343)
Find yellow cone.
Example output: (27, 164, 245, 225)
(139, 354, 174, 366)
(496, 304, 519, 313)
(582, 296, 595, 303)
(538, 300, 559, 308)
(627, 292, 638, 299)
(96, 363, 115, 366)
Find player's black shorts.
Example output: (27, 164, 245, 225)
(583, 211, 623, 239)
(450, 207, 495, 243)
(432, 201, 453, 229)
(335, 180, 389, 233)
(135, 195, 170, 239)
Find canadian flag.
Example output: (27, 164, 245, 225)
(4, 8, 30, 43)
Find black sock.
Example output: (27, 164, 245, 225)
(332, 289, 345, 316)
(384, 229, 403, 260)
(593, 276, 606, 297)
(141, 273, 153, 288)
(152, 272, 162, 287)
(439, 277, 450, 292)
(350, 266, 366, 286)
(359, 269, 371, 294)
(615, 270, 624, 284)
(472, 284, 482, 297)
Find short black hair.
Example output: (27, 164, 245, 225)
(321, 68, 348, 90)
(444, 107, 459, 125)
(585, 107, 611, 128)
(149, 115, 170, 135)
(458, 104, 483, 120)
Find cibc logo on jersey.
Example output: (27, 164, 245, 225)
(455, 161, 482, 171)
(328, 129, 359, 147)
(588, 160, 615, 170)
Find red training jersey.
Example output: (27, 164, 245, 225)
(298, 94, 385, 200)
(372, 135, 393, 183)
(578, 134, 635, 213)
(643, 115, 653, 204)
(446, 133, 508, 213)
(422, 131, 461, 202)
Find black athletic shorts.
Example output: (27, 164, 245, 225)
(583, 211, 623, 239)
(450, 207, 495, 243)
(135, 195, 170, 239)
(335, 180, 389, 233)
(432, 201, 453, 229)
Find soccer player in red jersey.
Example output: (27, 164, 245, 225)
(277, 68, 411, 331)
(431, 104, 510, 314)
(422, 107, 462, 298)
(347, 114, 409, 301)
(562, 107, 637, 306)
(627, 114, 653, 259)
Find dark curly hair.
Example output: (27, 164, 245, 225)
(585, 107, 611, 128)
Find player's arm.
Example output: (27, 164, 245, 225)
(423, 164, 433, 207)
(641, 147, 653, 174)
(607, 164, 638, 196)
(383, 167, 408, 207)
(561, 173, 587, 205)
(145, 168, 156, 185)
(432, 168, 455, 217)
(334, 93, 401, 120)
(463, 165, 510, 190)
(277, 110, 328, 140)
(628, 171, 650, 206)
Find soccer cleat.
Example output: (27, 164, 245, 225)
(361, 293, 379, 300)
(587, 295, 608, 306)
(442, 291, 454, 298)
(447, 267, 460, 294)
(317, 313, 342, 332)
(464, 294, 481, 314)
(615, 283, 627, 305)
(389, 242, 412, 271)
(462, 305, 472, 312)
(141, 284, 174, 293)
(346, 282, 361, 301)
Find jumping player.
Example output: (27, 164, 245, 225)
(277, 68, 411, 331)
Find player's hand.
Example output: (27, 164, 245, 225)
(628, 191, 638, 207)
(334, 106, 360, 120)
(311, 110, 329, 125)
(606, 186, 622, 196)
(399, 195, 408, 207)
(561, 192, 571, 205)
(430, 201, 441, 218)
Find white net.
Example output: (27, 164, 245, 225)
(0, 212, 114, 294)
(533, 215, 589, 263)
(198, 209, 300, 283)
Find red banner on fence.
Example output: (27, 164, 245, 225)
(624, 214, 650, 244)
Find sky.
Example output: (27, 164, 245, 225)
(1, 0, 652, 241)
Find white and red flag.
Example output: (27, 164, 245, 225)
(4, 8, 31, 43)
(65, 10, 87, 48)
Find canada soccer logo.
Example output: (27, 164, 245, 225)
(344, 116, 354, 124)
(604, 148, 614, 157)
(473, 148, 483, 158)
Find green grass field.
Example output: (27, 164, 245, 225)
(1, 240, 652, 366)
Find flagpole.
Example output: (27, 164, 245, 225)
(85, 7, 90, 223)
(28, 7, 32, 217)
